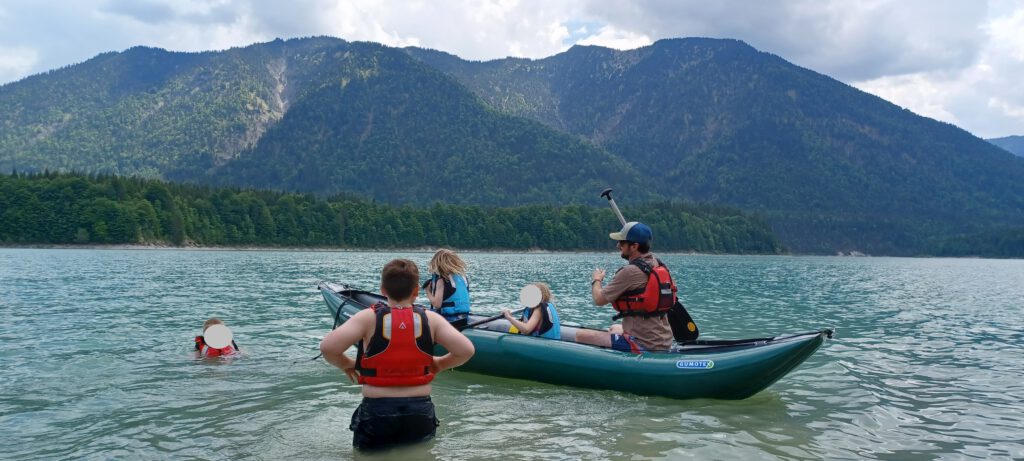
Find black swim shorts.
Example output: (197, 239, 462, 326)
(349, 396, 439, 450)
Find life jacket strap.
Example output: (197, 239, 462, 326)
(612, 311, 668, 321)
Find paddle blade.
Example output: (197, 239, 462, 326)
(667, 302, 699, 342)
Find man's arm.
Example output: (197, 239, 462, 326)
(594, 266, 644, 306)
(427, 311, 475, 372)
(320, 308, 374, 382)
(591, 268, 609, 305)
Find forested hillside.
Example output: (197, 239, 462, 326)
(406, 39, 1024, 254)
(2, 37, 1022, 255)
(0, 38, 639, 205)
(0, 42, 288, 178)
(217, 41, 643, 205)
(0, 172, 781, 253)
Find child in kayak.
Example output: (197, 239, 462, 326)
(194, 318, 239, 357)
(320, 258, 475, 450)
(425, 249, 472, 326)
(502, 282, 561, 340)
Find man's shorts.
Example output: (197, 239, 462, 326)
(610, 333, 646, 354)
(349, 396, 439, 450)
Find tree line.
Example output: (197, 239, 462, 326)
(924, 229, 1024, 259)
(0, 172, 782, 253)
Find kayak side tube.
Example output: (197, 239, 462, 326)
(454, 328, 829, 400)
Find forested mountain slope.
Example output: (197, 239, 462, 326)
(2, 37, 1022, 254)
(406, 38, 1024, 253)
(0, 38, 640, 205)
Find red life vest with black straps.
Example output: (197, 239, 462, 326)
(194, 336, 238, 357)
(355, 303, 435, 387)
(611, 258, 677, 319)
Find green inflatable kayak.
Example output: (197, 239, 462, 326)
(318, 281, 832, 400)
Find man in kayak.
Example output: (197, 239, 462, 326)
(575, 222, 675, 353)
(320, 258, 475, 450)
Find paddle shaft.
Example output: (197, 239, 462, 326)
(459, 308, 526, 331)
(600, 188, 627, 226)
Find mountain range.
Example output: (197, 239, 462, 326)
(988, 135, 1024, 157)
(1, 36, 1022, 255)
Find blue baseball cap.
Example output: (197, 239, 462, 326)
(609, 222, 652, 244)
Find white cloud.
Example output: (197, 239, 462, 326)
(0, 46, 38, 84)
(849, 2, 1024, 137)
(576, 25, 651, 51)
(577, 0, 988, 82)
(990, 98, 1024, 118)
(854, 73, 962, 124)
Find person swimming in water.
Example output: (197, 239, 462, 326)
(194, 318, 239, 357)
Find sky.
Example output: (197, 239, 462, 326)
(1, 0, 1021, 138)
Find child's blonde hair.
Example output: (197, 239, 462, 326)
(203, 318, 224, 333)
(428, 249, 468, 279)
(532, 282, 552, 305)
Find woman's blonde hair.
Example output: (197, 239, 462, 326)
(532, 282, 552, 305)
(429, 249, 468, 279)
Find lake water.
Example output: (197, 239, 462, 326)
(1, 249, 1022, 460)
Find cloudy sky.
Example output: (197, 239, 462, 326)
(1, 0, 1021, 138)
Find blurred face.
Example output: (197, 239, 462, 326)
(617, 240, 638, 260)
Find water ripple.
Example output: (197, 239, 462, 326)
(2, 250, 1024, 459)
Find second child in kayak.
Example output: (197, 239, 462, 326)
(502, 282, 562, 340)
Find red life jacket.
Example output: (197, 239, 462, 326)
(356, 304, 435, 387)
(194, 335, 237, 357)
(611, 258, 677, 319)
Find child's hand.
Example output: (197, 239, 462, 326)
(501, 309, 512, 319)
(343, 367, 359, 383)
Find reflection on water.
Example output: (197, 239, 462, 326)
(1, 249, 1023, 460)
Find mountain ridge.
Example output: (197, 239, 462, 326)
(1, 36, 1022, 254)
(405, 37, 1024, 253)
(988, 135, 1024, 157)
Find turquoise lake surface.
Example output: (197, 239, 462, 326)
(1, 249, 1022, 460)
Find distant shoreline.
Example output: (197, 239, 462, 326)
(0, 243, 778, 256)
(1, 243, 459, 253)
(5, 244, 1005, 258)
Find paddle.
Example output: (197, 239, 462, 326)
(667, 301, 699, 342)
(599, 188, 699, 342)
(458, 308, 526, 331)
(457, 284, 540, 331)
